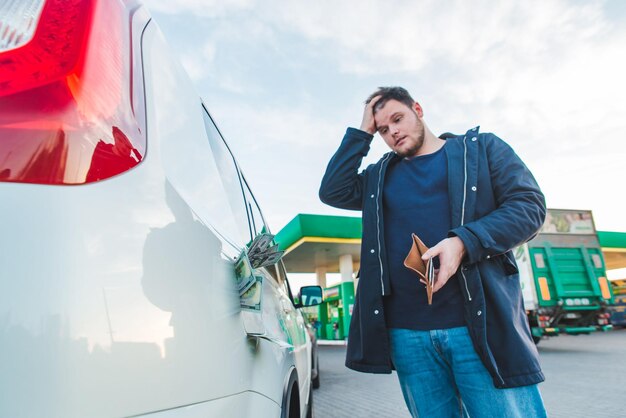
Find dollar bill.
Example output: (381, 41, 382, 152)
(234, 251, 255, 294)
(238, 276, 256, 296)
(248, 233, 274, 258)
(251, 250, 285, 269)
(240, 275, 263, 312)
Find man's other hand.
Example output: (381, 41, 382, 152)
(360, 95, 381, 134)
(422, 237, 466, 293)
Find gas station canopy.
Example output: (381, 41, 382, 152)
(276, 214, 362, 273)
(599, 231, 626, 271)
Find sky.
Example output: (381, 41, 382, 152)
(143, 0, 626, 283)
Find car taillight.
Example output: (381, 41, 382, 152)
(0, 0, 145, 185)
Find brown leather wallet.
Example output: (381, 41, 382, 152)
(403, 233, 435, 305)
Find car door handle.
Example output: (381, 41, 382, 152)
(255, 334, 294, 349)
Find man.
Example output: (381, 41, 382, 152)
(319, 87, 547, 417)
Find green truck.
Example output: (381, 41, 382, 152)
(515, 209, 614, 344)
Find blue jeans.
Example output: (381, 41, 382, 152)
(388, 327, 547, 418)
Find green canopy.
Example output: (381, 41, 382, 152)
(275, 214, 362, 273)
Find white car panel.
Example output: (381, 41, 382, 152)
(0, 3, 312, 417)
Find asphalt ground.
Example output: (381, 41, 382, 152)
(312, 328, 626, 417)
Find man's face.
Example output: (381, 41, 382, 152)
(374, 99, 425, 158)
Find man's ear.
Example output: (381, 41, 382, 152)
(413, 102, 424, 118)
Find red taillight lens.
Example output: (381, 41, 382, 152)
(0, 0, 145, 185)
(538, 315, 550, 327)
(0, 0, 92, 97)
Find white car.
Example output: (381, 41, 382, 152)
(0, 0, 321, 417)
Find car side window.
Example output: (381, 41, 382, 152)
(277, 261, 294, 297)
(265, 264, 281, 283)
(261, 255, 288, 290)
(241, 176, 267, 239)
(201, 107, 250, 257)
(240, 180, 284, 286)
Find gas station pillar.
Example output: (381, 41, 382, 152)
(338, 254, 356, 338)
(315, 266, 327, 289)
(339, 254, 354, 283)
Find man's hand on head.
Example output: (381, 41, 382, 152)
(360, 95, 381, 135)
(421, 237, 466, 293)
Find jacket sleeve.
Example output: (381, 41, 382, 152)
(319, 128, 373, 210)
(450, 134, 546, 264)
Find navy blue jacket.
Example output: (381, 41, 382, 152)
(319, 126, 546, 388)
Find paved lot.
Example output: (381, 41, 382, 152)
(313, 328, 626, 417)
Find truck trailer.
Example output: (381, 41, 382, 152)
(515, 209, 614, 344)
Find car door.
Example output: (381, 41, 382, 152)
(241, 178, 312, 406)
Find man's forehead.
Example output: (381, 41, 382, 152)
(374, 100, 410, 120)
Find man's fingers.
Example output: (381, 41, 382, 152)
(368, 95, 382, 108)
(422, 245, 440, 260)
(420, 237, 465, 293)
(433, 282, 442, 293)
(433, 279, 447, 293)
(361, 95, 382, 134)
(434, 264, 458, 293)
(433, 267, 449, 293)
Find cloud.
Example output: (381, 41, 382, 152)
(179, 42, 216, 81)
(143, 0, 254, 17)
(533, 151, 626, 231)
(218, 104, 338, 148)
(260, 1, 610, 72)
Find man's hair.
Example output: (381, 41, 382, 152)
(365, 86, 415, 112)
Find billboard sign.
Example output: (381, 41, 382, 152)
(540, 209, 595, 235)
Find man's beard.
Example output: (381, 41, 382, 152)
(396, 122, 425, 158)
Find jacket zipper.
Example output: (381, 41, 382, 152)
(461, 136, 472, 302)
(377, 153, 392, 296)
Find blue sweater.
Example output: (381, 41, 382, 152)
(382, 144, 464, 330)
